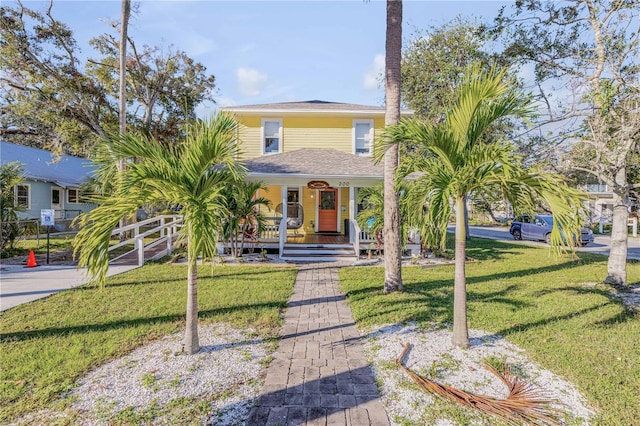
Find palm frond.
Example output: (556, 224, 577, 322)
(396, 343, 562, 426)
(74, 112, 243, 287)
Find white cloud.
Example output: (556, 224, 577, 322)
(363, 54, 385, 90)
(236, 67, 268, 96)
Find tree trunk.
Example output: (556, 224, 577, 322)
(117, 0, 131, 240)
(485, 202, 498, 223)
(452, 195, 469, 348)
(383, 0, 403, 294)
(119, 0, 130, 138)
(605, 168, 629, 286)
(464, 196, 471, 241)
(183, 227, 200, 355)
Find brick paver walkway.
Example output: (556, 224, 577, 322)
(247, 262, 390, 425)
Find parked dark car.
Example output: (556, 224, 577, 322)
(509, 214, 594, 246)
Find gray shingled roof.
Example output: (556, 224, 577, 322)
(224, 100, 386, 112)
(0, 141, 96, 187)
(244, 149, 383, 178)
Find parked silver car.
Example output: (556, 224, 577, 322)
(509, 214, 594, 246)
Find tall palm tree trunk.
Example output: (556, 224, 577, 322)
(184, 226, 200, 354)
(118, 0, 130, 138)
(452, 195, 469, 348)
(383, 0, 403, 293)
(117, 0, 131, 240)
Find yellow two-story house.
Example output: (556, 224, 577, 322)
(222, 100, 413, 260)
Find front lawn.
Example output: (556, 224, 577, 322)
(340, 239, 640, 426)
(4, 234, 75, 258)
(0, 263, 297, 423)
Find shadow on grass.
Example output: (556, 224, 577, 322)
(344, 278, 533, 326)
(466, 259, 594, 286)
(79, 267, 295, 289)
(342, 241, 633, 330)
(593, 309, 638, 327)
(0, 300, 286, 342)
(493, 303, 611, 337)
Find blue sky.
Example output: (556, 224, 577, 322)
(17, 1, 510, 116)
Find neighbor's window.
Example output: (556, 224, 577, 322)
(68, 188, 79, 203)
(262, 119, 282, 154)
(354, 120, 373, 155)
(15, 184, 29, 208)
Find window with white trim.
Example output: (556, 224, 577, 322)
(68, 188, 80, 203)
(262, 119, 282, 154)
(15, 184, 30, 208)
(353, 120, 373, 155)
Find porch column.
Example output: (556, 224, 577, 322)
(349, 186, 356, 243)
(281, 185, 288, 225)
(279, 185, 288, 256)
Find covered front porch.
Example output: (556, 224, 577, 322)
(244, 149, 383, 261)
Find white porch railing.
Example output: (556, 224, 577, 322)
(259, 217, 281, 241)
(350, 220, 361, 256)
(359, 229, 376, 243)
(278, 219, 287, 257)
(109, 215, 182, 266)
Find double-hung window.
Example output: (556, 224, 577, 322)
(353, 120, 373, 156)
(68, 188, 79, 203)
(15, 184, 29, 208)
(262, 119, 282, 154)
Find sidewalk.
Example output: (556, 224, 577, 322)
(247, 262, 389, 426)
(0, 263, 139, 312)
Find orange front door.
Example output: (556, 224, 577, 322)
(318, 188, 338, 232)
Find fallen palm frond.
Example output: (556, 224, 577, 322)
(395, 342, 562, 426)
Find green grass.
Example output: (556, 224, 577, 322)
(0, 263, 296, 423)
(339, 238, 640, 426)
(5, 233, 165, 260)
(7, 234, 76, 257)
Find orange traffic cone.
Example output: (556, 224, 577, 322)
(26, 250, 38, 268)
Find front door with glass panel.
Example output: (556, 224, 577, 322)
(51, 186, 63, 218)
(318, 188, 338, 232)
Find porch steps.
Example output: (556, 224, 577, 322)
(281, 243, 358, 262)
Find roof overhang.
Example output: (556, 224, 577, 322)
(224, 108, 412, 118)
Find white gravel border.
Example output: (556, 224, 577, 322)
(362, 323, 594, 426)
(12, 323, 271, 426)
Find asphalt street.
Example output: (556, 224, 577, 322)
(463, 226, 640, 260)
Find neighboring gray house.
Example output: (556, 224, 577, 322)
(1, 141, 97, 221)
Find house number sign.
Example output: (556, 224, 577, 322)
(338, 182, 350, 187)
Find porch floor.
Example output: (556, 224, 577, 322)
(285, 234, 350, 245)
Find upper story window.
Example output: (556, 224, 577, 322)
(586, 183, 608, 193)
(15, 184, 30, 208)
(353, 120, 373, 156)
(262, 119, 282, 155)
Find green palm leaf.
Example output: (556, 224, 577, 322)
(74, 112, 243, 354)
(385, 63, 588, 349)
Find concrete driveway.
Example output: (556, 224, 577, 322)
(462, 226, 640, 260)
(0, 263, 138, 312)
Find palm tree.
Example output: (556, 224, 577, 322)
(382, 0, 404, 293)
(221, 180, 271, 257)
(74, 112, 243, 355)
(116, 0, 131, 241)
(388, 65, 587, 348)
(0, 162, 25, 253)
(356, 183, 411, 255)
(118, 0, 130, 137)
